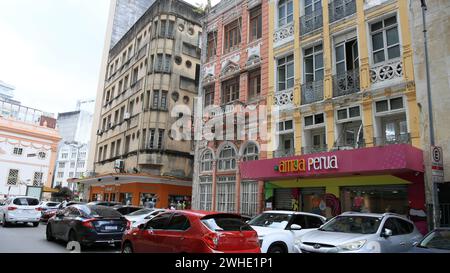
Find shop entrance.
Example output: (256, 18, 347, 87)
(340, 185, 409, 215)
(300, 188, 326, 217)
(438, 183, 450, 227)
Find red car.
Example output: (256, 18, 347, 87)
(121, 210, 261, 253)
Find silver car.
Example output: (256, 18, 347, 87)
(296, 212, 423, 253)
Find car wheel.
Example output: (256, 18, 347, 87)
(46, 224, 55, 241)
(268, 245, 286, 254)
(33, 222, 39, 227)
(122, 242, 133, 253)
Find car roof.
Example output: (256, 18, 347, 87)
(340, 211, 412, 221)
(262, 210, 327, 219)
(170, 210, 243, 218)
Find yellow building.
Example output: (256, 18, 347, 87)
(240, 0, 426, 231)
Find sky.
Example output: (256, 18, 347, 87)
(0, 0, 219, 115)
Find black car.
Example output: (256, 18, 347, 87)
(113, 205, 143, 215)
(87, 201, 121, 207)
(408, 228, 450, 253)
(46, 205, 129, 247)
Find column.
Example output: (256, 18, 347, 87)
(235, 159, 242, 214)
(398, 0, 415, 82)
(211, 160, 217, 211)
(294, 111, 303, 155)
(325, 104, 335, 150)
(362, 96, 375, 147)
(323, 0, 333, 100)
(356, 0, 371, 91)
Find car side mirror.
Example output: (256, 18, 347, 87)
(290, 224, 302, 230)
(381, 228, 393, 238)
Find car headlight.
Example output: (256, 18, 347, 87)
(338, 240, 367, 251)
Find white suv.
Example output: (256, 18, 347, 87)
(0, 196, 42, 227)
(248, 211, 327, 253)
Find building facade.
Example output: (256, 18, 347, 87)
(0, 100, 61, 199)
(238, 0, 427, 233)
(80, 0, 203, 208)
(192, 0, 270, 217)
(410, 0, 450, 227)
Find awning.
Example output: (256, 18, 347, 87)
(43, 187, 59, 193)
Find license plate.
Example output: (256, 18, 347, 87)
(104, 226, 118, 231)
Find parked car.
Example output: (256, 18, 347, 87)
(125, 208, 167, 228)
(113, 205, 143, 216)
(0, 196, 42, 227)
(296, 212, 423, 253)
(87, 201, 121, 207)
(121, 211, 261, 253)
(408, 228, 450, 253)
(42, 201, 85, 222)
(46, 204, 129, 248)
(39, 201, 61, 212)
(248, 211, 327, 253)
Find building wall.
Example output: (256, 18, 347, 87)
(410, 0, 450, 205)
(0, 117, 61, 198)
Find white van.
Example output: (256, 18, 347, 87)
(0, 196, 42, 227)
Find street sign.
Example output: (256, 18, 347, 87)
(431, 146, 444, 183)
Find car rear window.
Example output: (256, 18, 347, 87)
(79, 206, 122, 218)
(47, 202, 59, 207)
(13, 198, 39, 206)
(201, 214, 253, 232)
(128, 208, 153, 216)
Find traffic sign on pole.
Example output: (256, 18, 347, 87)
(431, 146, 444, 183)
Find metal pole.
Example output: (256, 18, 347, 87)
(421, 0, 439, 228)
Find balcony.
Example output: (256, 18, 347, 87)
(301, 145, 328, 155)
(329, 0, 356, 23)
(300, 9, 323, 36)
(374, 133, 411, 146)
(273, 22, 295, 48)
(370, 59, 403, 85)
(273, 148, 295, 158)
(135, 44, 147, 61)
(333, 69, 360, 98)
(301, 80, 324, 105)
(333, 138, 366, 151)
(130, 78, 143, 93)
(274, 89, 294, 107)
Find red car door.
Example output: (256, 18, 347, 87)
(136, 213, 172, 253)
(163, 213, 192, 253)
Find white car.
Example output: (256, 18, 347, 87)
(248, 211, 327, 253)
(0, 196, 42, 227)
(125, 208, 166, 228)
(39, 201, 61, 212)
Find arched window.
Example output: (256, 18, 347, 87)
(201, 150, 214, 172)
(218, 144, 237, 171)
(243, 143, 259, 161)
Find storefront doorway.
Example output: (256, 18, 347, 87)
(300, 188, 326, 217)
(340, 185, 409, 215)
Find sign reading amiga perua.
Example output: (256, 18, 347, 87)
(275, 156, 339, 173)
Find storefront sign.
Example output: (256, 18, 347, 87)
(275, 155, 339, 173)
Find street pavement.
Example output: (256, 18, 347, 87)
(0, 223, 120, 253)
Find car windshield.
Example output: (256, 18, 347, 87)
(128, 208, 153, 216)
(201, 214, 253, 232)
(320, 216, 382, 234)
(248, 213, 292, 229)
(79, 206, 122, 218)
(419, 230, 450, 250)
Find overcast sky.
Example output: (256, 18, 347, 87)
(0, 0, 220, 115)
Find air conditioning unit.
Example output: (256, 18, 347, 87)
(114, 160, 125, 170)
(124, 113, 131, 120)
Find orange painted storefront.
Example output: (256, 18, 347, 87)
(89, 182, 192, 208)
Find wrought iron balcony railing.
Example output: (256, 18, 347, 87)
(333, 69, 360, 98)
(273, 148, 296, 158)
(374, 133, 411, 146)
(329, 0, 356, 23)
(301, 80, 324, 105)
(333, 138, 366, 150)
(301, 145, 328, 155)
(300, 9, 323, 36)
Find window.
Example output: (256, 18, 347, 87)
(149, 129, 156, 149)
(382, 218, 400, 236)
(204, 85, 215, 107)
(152, 91, 160, 109)
(277, 54, 294, 92)
(120, 106, 125, 122)
(61, 153, 68, 159)
(222, 77, 240, 104)
(161, 91, 168, 110)
(152, 21, 158, 38)
(167, 21, 175, 38)
(306, 215, 324, 229)
(166, 214, 190, 231)
(277, 120, 294, 132)
(7, 169, 19, 185)
(77, 161, 85, 169)
(98, 147, 103, 162)
(33, 172, 43, 186)
(156, 54, 163, 71)
(248, 69, 261, 98)
(164, 54, 171, 72)
(201, 150, 214, 172)
(278, 0, 293, 26)
(199, 177, 213, 211)
(207, 32, 217, 61)
(146, 213, 172, 230)
(69, 172, 74, 178)
(218, 144, 237, 171)
(216, 176, 236, 213)
(375, 97, 404, 113)
(243, 143, 259, 161)
(157, 130, 164, 150)
(249, 6, 262, 42)
(224, 19, 241, 54)
(395, 218, 414, 234)
(116, 139, 121, 156)
(59, 162, 66, 169)
(241, 181, 258, 216)
(57, 172, 64, 179)
(337, 106, 361, 121)
(304, 0, 322, 15)
(304, 44, 324, 82)
(304, 113, 325, 127)
(13, 148, 23, 156)
(160, 20, 167, 37)
(371, 16, 400, 64)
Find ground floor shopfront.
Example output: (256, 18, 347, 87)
(78, 174, 192, 209)
(241, 144, 429, 234)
